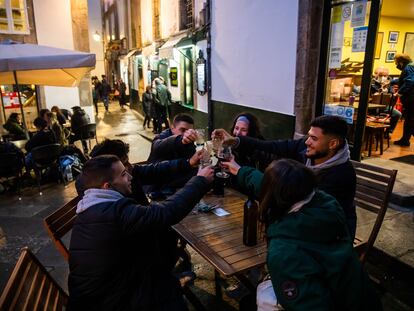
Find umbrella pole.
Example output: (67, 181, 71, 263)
(13, 71, 29, 139)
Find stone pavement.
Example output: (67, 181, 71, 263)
(0, 101, 413, 310)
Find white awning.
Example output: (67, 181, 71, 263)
(158, 33, 188, 60)
(142, 44, 156, 57)
(123, 48, 140, 59)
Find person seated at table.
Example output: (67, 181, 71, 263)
(147, 113, 198, 197)
(229, 112, 268, 170)
(3, 113, 26, 140)
(78, 138, 204, 273)
(215, 115, 357, 239)
(69, 106, 91, 152)
(68, 155, 213, 311)
(256, 159, 382, 310)
(0, 140, 25, 190)
(24, 117, 58, 171)
(44, 111, 68, 146)
(147, 113, 197, 163)
(370, 67, 402, 135)
(51, 106, 68, 126)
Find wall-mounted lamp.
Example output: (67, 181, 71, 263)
(93, 31, 101, 42)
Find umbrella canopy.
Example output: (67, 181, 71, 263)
(0, 40, 96, 87)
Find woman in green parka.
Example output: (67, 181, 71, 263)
(257, 159, 382, 310)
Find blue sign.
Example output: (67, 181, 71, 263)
(324, 104, 354, 124)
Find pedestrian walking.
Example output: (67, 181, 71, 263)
(142, 85, 156, 130)
(101, 75, 111, 112)
(116, 78, 128, 108)
(154, 78, 172, 133)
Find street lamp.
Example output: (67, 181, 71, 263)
(93, 31, 101, 42)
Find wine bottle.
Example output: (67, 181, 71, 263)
(243, 196, 258, 246)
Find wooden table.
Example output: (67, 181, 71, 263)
(173, 188, 267, 301)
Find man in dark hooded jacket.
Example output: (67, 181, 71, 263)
(68, 155, 213, 311)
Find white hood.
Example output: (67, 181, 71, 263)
(76, 188, 124, 214)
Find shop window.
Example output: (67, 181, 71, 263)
(180, 47, 194, 107)
(0, 0, 29, 34)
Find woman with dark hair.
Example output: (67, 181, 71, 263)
(229, 112, 267, 170)
(3, 113, 26, 140)
(256, 159, 381, 310)
(51, 106, 68, 126)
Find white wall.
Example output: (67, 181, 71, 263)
(161, 0, 179, 38)
(32, 0, 94, 121)
(88, 0, 105, 78)
(141, 0, 153, 45)
(211, 0, 298, 115)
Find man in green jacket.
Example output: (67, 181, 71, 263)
(154, 78, 172, 133)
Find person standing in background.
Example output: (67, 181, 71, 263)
(101, 75, 111, 112)
(116, 78, 128, 109)
(394, 54, 414, 147)
(142, 85, 156, 131)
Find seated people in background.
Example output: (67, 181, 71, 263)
(60, 108, 73, 120)
(3, 113, 26, 140)
(25, 117, 58, 170)
(51, 106, 68, 126)
(25, 117, 58, 153)
(370, 67, 402, 134)
(215, 115, 357, 238)
(230, 112, 268, 170)
(44, 111, 68, 146)
(69, 106, 91, 151)
(68, 155, 213, 311)
(256, 159, 382, 310)
(0, 140, 25, 191)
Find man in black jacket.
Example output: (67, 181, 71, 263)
(215, 115, 357, 238)
(68, 155, 213, 311)
(147, 113, 197, 163)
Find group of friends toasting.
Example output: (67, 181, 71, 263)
(68, 112, 382, 311)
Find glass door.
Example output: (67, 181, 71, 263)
(317, 0, 381, 160)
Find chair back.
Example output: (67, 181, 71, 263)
(44, 196, 80, 260)
(381, 93, 392, 106)
(351, 160, 397, 263)
(371, 93, 382, 105)
(31, 144, 62, 167)
(0, 247, 68, 310)
(0, 153, 23, 177)
(78, 123, 97, 140)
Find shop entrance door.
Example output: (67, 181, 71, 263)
(316, 0, 381, 160)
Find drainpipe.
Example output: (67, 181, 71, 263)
(206, 0, 213, 136)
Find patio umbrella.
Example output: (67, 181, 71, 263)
(0, 40, 96, 136)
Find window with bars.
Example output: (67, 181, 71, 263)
(179, 0, 193, 31)
(152, 0, 160, 40)
(0, 0, 29, 34)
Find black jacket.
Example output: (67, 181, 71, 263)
(68, 176, 210, 311)
(147, 129, 195, 163)
(71, 110, 91, 133)
(237, 136, 357, 236)
(25, 129, 57, 152)
(75, 159, 192, 205)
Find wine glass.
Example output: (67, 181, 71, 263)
(216, 146, 232, 179)
(195, 129, 205, 150)
(212, 136, 223, 154)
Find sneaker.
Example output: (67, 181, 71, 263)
(394, 140, 410, 146)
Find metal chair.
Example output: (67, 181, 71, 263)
(0, 247, 68, 310)
(0, 152, 24, 198)
(31, 143, 63, 194)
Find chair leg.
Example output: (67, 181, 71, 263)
(34, 168, 42, 195)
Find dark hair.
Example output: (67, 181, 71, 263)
(8, 113, 19, 121)
(259, 159, 316, 230)
(33, 117, 47, 130)
(39, 109, 50, 119)
(394, 53, 412, 65)
(90, 139, 130, 160)
(310, 115, 348, 148)
(230, 112, 263, 139)
(79, 155, 120, 190)
(173, 113, 194, 126)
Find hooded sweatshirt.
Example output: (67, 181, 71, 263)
(266, 191, 382, 311)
